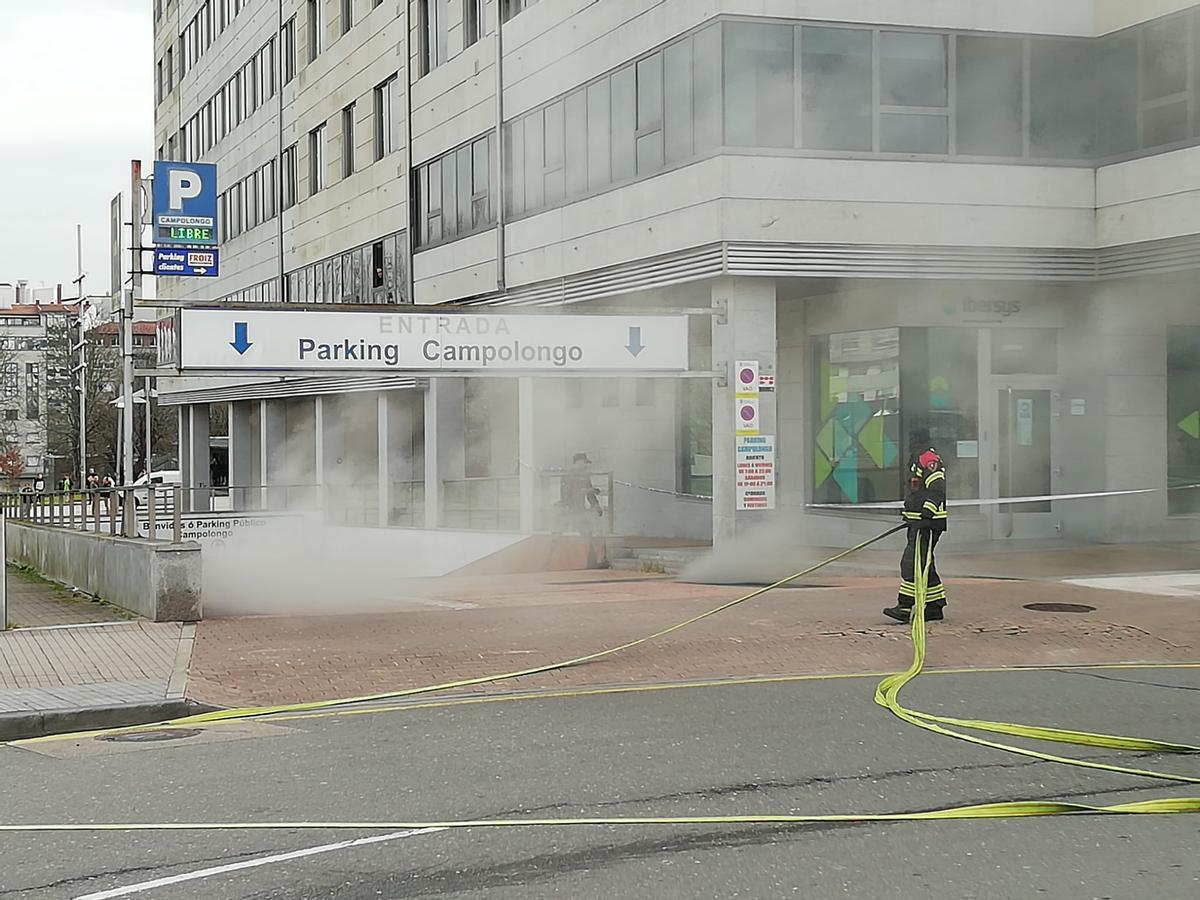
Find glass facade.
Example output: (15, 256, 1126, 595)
(499, 11, 1200, 224)
(812, 329, 902, 505)
(813, 327, 981, 505)
(1168, 328, 1200, 515)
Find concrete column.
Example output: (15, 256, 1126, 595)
(423, 378, 466, 529)
(711, 278, 777, 547)
(187, 403, 211, 513)
(518, 377, 536, 532)
(377, 392, 390, 526)
(262, 399, 288, 510)
(178, 406, 191, 504)
(314, 395, 325, 510)
(229, 401, 255, 511)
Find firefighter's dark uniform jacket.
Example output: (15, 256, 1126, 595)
(902, 468, 947, 533)
(897, 467, 947, 607)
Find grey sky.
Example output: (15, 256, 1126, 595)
(0, 0, 152, 296)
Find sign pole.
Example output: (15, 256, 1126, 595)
(123, 161, 140, 537)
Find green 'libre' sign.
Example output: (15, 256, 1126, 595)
(159, 225, 213, 242)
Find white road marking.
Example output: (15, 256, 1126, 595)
(1063, 572, 1200, 598)
(72, 827, 446, 899)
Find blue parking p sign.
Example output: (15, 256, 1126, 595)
(153, 161, 218, 246)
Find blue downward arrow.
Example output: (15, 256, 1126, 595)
(625, 326, 645, 357)
(230, 322, 253, 355)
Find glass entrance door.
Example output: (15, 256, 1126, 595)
(990, 384, 1060, 538)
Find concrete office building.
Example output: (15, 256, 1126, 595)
(155, 0, 1200, 548)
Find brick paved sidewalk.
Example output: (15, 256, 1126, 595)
(188, 572, 1200, 708)
(4, 565, 131, 629)
(0, 622, 195, 715)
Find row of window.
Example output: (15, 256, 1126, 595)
(0, 364, 40, 420)
(0, 338, 48, 352)
(217, 160, 280, 241)
(177, 37, 281, 163)
(499, 14, 1200, 222)
(0, 317, 40, 328)
(306, 0, 388, 63)
(208, 230, 408, 306)
(304, 75, 399, 194)
(170, 74, 399, 244)
(284, 231, 408, 305)
(157, 0, 249, 106)
(414, 134, 495, 248)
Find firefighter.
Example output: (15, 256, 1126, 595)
(884, 447, 948, 623)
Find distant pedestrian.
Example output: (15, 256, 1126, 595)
(558, 452, 608, 569)
(33, 475, 45, 495)
(61, 474, 72, 493)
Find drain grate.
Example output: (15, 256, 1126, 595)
(1023, 602, 1096, 614)
(97, 728, 204, 744)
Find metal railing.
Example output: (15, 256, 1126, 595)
(2, 487, 184, 543)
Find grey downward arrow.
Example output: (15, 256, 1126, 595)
(625, 326, 645, 357)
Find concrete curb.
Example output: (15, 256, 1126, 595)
(0, 699, 218, 742)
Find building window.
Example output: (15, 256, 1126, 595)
(24, 364, 38, 420)
(374, 76, 396, 160)
(1140, 15, 1190, 148)
(1029, 38, 1094, 158)
(464, 0, 482, 47)
(956, 35, 1024, 157)
(601, 380, 620, 408)
(372, 241, 385, 288)
(282, 17, 297, 84)
(501, 0, 537, 21)
(341, 0, 352, 35)
(309, 124, 326, 194)
(308, 0, 323, 62)
(282, 143, 297, 209)
(156, 60, 164, 104)
(414, 133, 494, 248)
(802, 26, 872, 152)
(878, 31, 949, 154)
(420, 0, 447, 75)
(1, 364, 16, 399)
(724, 22, 794, 149)
(165, 44, 174, 92)
(342, 103, 356, 177)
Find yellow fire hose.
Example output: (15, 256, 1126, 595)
(2, 525, 1198, 834)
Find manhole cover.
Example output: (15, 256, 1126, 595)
(97, 728, 204, 744)
(1023, 602, 1096, 614)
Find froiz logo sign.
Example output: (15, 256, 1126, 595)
(945, 298, 1022, 318)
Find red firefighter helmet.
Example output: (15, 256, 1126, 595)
(917, 449, 943, 474)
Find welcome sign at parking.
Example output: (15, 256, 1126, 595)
(179, 309, 690, 372)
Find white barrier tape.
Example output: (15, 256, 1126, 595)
(612, 480, 712, 502)
(810, 484, 1200, 511)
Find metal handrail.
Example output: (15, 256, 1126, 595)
(1, 486, 186, 544)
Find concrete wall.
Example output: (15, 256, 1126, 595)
(5, 522, 203, 622)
